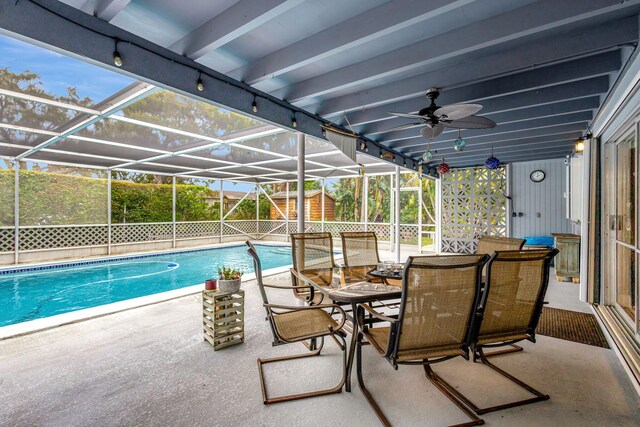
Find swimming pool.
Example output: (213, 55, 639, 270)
(0, 243, 292, 327)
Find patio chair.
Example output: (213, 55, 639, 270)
(448, 249, 559, 415)
(290, 232, 337, 305)
(246, 241, 348, 404)
(339, 231, 383, 283)
(475, 235, 525, 255)
(356, 254, 489, 426)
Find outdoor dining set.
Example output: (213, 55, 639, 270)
(245, 232, 558, 427)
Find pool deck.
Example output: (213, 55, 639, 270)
(1, 249, 639, 426)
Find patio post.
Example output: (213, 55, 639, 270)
(219, 180, 224, 243)
(296, 132, 305, 233)
(107, 171, 112, 255)
(321, 178, 325, 232)
(389, 172, 393, 251)
(255, 184, 259, 238)
(435, 177, 442, 254)
(285, 181, 289, 241)
(395, 166, 401, 262)
(418, 175, 423, 254)
(363, 175, 368, 232)
(172, 176, 176, 248)
(13, 161, 19, 264)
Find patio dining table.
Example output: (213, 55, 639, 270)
(294, 270, 402, 392)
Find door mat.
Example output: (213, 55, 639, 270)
(537, 307, 609, 348)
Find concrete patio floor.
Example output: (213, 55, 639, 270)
(1, 267, 639, 427)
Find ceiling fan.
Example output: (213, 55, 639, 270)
(387, 87, 496, 139)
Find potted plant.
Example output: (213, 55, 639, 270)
(217, 266, 243, 293)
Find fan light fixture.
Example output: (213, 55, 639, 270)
(453, 129, 466, 152)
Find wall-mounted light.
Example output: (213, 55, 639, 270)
(575, 138, 585, 153)
(113, 39, 123, 67)
(196, 73, 205, 92)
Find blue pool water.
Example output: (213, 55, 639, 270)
(0, 244, 292, 327)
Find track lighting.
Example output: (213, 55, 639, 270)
(252, 97, 258, 113)
(113, 40, 123, 67)
(292, 114, 297, 128)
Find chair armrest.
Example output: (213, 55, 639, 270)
(263, 283, 313, 291)
(358, 303, 399, 324)
(265, 303, 347, 332)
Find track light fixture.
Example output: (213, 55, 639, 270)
(252, 96, 258, 113)
(292, 114, 297, 128)
(113, 39, 123, 67)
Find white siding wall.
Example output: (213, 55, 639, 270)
(510, 158, 572, 238)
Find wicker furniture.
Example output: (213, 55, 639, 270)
(202, 290, 244, 350)
(355, 254, 489, 426)
(448, 249, 559, 415)
(290, 232, 337, 304)
(246, 241, 348, 404)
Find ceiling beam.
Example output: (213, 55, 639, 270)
(170, 0, 304, 59)
(278, 0, 637, 105)
(232, 0, 476, 85)
(318, 49, 621, 123)
(423, 136, 578, 158)
(309, 17, 636, 115)
(80, 0, 130, 21)
(387, 110, 591, 148)
(404, 125, 585, 156)
(343, 76, 610, 129)
(400, 123, 588, 154)
(370, 96, 599, 140)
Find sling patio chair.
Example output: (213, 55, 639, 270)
(355, 254, 489, 427)
(290, 232, 337, 305)
(475, 235, 525, 255)
(444, 249, 559, 415)
(339, 231, 385, 282)
(246, 241, 348, 404)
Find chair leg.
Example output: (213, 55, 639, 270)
(440, 346, 549, 415)
(473, 344, 522, 361)
(356, 332, 392, 427)
(423, 365, 485, 426)
(258, 336, 347, 405)
(470, 346, 549, 414)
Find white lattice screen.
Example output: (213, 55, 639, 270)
(440, 166, 507, 253)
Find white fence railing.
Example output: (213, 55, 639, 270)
(0, 219, 435, 264)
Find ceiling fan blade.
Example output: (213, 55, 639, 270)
(434, 103, 482, 120)
(386, 122, 424, 132)
(444, 115, 496, 129)
(389, 112, 425, 119)
(421, 123, 445, 140)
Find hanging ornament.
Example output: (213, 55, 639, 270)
(453, 129, 466, 152)
(421, 142, 433, 162)
(418, 163, 423, 174)
(358, 163, 365, 177)
(484, 147, 501, 170)
(436, 158, 450, 175)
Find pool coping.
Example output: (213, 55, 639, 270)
(0, 241, 296, 340)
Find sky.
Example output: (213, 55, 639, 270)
(0, 34, 134, 103)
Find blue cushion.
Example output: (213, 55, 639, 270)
(523, 236, 554, 247)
